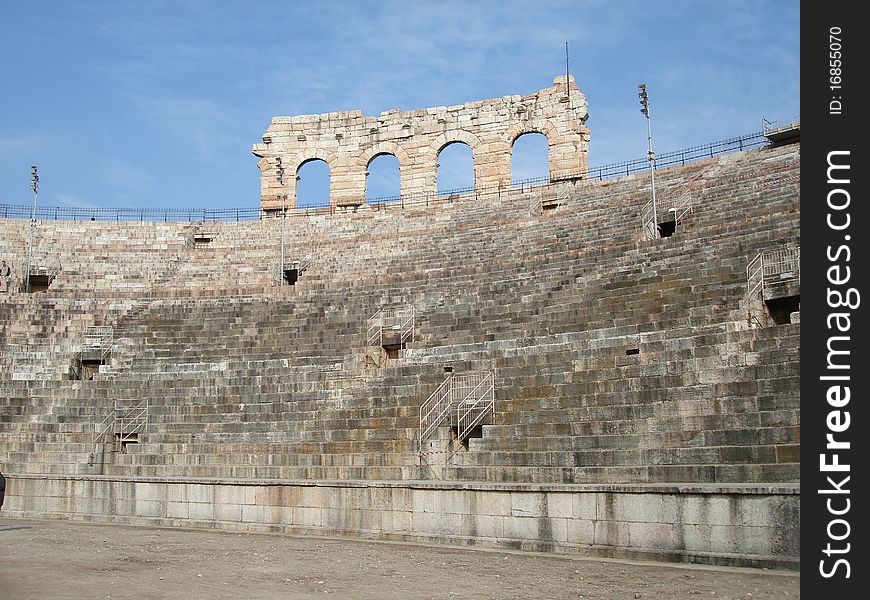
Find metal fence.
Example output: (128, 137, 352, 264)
(747, 246, 801, 298)
(0, 130, 769, 223)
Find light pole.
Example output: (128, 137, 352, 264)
(638, 83, 658, 237)
(24, 165, 39, 293)
(275, 157, 286, 284)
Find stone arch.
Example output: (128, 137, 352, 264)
(358, 141, 411, 171)
(270, 149, 337, 208)
(430, 130, 481, 194)
(281, 148, 338, 207)
(511, 131, 550, 184)
(365, 156, 401, 202)
(505, 119, 560, 147)
(288, 148, 338, 176)
(431, 129, 482, 155)
(255, 78, 591, 206)
(358, 142, 413, 200)
(295, 158, 331, 209)
(505, 120, 563, 182)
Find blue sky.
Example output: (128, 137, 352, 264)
(0, 1, 799, 211)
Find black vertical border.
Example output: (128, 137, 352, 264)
(803, 2, 867, 596)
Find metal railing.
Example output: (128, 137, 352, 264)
(763, 115, 800, 134)
(367, 306, 415, 348)
(529, 187, 570, 216)
(26, 262, 61, 287)
(274, 258, 311, 285)
(641, 161, 718, 240)
(0, 131, 770, 222)
(182, 223, 204, 249)
(454, 372, 495, 443)
(419, 375, 455, 445)
(79, 326, 113, 360)
(94, 399, 149, 449)
(747, 246, 800, 298)
(418, 371, 495, 451)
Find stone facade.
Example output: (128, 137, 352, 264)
(0, 142, 801, 567)
(252, 76, 590, 209)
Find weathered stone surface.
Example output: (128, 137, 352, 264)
(5, 476, 800, 568)
(253, 76, 590, 208)
(0, 137, 801, 567)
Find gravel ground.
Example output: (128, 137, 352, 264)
(0, 517, 799, 600)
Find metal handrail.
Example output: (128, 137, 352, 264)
(79, 326, 113, 360)
(275, 257, 311, 285)
(455, 372, 495, 443)
(367, 306, 415, 348)
(747, 247, 800, 298)
(763, 115, 800, 134)
(93, 412, 115, 445)
(641, 161, 718, 239)
(92, 400, 148, 447)
(419, 375, 454, 443)
(115, 400, 148, 442)
(419, 371, 496, 449)
(366, 309, 384, 347)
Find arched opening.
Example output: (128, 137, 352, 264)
(511, 132, 549, 186)
(437, 142, 474, 196)
(366, 153, 401, 203)
(296, 159, 330, 209)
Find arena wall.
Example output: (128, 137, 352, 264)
(0, 126, 799, 567)
(5, 475, 798, 568)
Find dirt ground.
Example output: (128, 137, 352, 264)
(0, 517, 799, 600)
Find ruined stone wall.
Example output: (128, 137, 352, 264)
(252, 76, 590, 209)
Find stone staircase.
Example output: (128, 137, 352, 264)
(0, 142, 800, 486)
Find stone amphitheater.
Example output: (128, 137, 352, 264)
(0, 77, 800, 570)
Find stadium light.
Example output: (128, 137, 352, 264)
(275, 157, 287, 282)
(24, 165, 39, 293)
(638, 84, 658, 236)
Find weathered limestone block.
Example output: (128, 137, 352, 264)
(254, 76, 590, 208)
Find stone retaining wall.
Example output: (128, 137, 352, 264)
(4, 474, 799, 569)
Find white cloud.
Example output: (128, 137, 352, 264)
(0, 133, 46, 160)
(96, 158, 154, 192)
(53, 192, 100, 209)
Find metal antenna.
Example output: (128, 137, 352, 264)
(565, 41, 570, 96)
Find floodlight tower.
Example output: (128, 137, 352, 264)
(24, 165, 39, 293)
(638, 83, 658, 236)
(275, 157, 286, 283)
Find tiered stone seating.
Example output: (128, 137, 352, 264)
(0, 142, 800, 487)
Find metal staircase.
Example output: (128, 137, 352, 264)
(71, 326, 113, 379)
(418, 371, 495, 462)
(529, 188, 569, 216)
(746, 246, 800, 299)
(367, 306, 415, 347)
(92, 399, 149, 454)
(365, 306, 415, 367)
(642, 162, 718, 239)
(275, 257, 311, 286)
